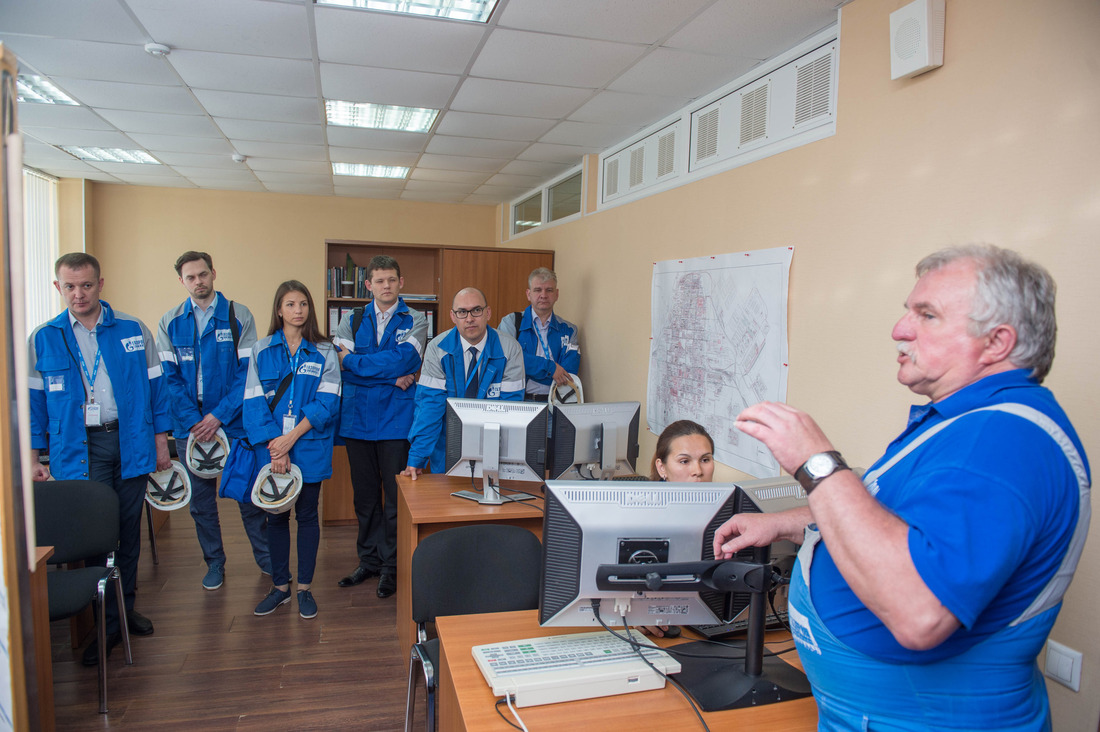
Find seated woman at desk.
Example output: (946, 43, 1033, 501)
(645, 420, 715, 638)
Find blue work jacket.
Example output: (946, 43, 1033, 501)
(28, 302, 172, 480)
(407, 327, 525, 472)
(499, 306, 581, 390)
(156, 293, 257, 439)
(334, 299, 427, 441)
(244, 331, 341, 483)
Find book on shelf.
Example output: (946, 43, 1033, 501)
(326, 265, 375, 299)
(402, 293, 437, 301)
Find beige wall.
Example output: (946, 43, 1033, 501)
(59, 0, 1100, 726)
(501, 0, 1100, 727)
(78, 185, 497, 331)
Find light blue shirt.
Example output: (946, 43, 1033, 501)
(191, 292, 221, 400)
(69, 308, 118, 422)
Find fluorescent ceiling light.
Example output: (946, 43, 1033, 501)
(325, 100, 438, 133)
(315, 0, 498, 23)
(61, 146, 160, 164)
(333, 163, 409, 179)
(17, 75, 78, 105)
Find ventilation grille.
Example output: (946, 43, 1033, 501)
(696, 108, 719, 162)
(739, 84, 768, 146)
(657, 130, 676, 177)
(605, 158, 619, 197)
(794, 53, 832, 126)
(629, 147, 645, 188)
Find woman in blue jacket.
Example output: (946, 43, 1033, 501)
(244, 280, 341, 619)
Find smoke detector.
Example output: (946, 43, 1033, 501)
(144, 42, 171, 57)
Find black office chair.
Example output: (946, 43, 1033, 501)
(404, 524, 542, 732)
(34, 480, 133, 714)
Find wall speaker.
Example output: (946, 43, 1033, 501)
(890, 0, 945, 80)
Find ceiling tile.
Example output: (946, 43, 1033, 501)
(127, 133, 235, 155)
(471, 29, 645, 88)
(328, 147, 418, 167)
(87, 161, 175, 175)
(539, 120, 639, 149)
(24, 128, 139, 148)
(168, 51, 317, 97)
(484, 172, 544, 188)
(171, 167, 261, 182)
(417, 154, 508, 173)
(404, 179, 478, 194)
(451, 78, 593, 119)
(315, 6, 486, 74)
(3, 37, 179, 84)
(666, 1, 838, 59)
(333, 176, 406, 190)
(192, 89, 322, 125)
(425, 135, 528, 159)
(335, 186, 401, 199)
(97, 109, 222, 137)
(326, 127, 427, 153)
(253, 171, 334, 187)
(497, 0, 712, 45)
(435, 111, 555, 142)
(186, 178, 266, 192)
(153, 151, 245, 169)
(516, 142, 590, 165)
(319, 63, 460, 108)
(16, 104, 117, 130)
(217, 119, 324, 145)
(231, 141, 329, 161)
(0, 0, 146, 44)
(409, 168, 491, 184)
(245, 158, 333, 175)
(608, 47, 759, 99)
(51, 78, 201, 115)
(568, 90, 689, 127)
(498, 160, 574, 178)
(127, 0, 313, 58)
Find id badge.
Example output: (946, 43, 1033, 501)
(85, 402, 102, 426)
(282, 413, 296, 435)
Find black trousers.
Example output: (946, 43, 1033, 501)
(345, 437, 409, 574)
(87, 429, 146, 634)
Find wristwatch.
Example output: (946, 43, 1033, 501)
(794, 451, 850, 494)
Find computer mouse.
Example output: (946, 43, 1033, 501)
(661, 625, 682, 639)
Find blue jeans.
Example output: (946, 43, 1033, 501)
(267, 481, 321, 587)
(186, 465, 271, 574)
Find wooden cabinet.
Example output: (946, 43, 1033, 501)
(321, 240, 553, 525)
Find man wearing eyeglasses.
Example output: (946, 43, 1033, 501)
(401, 287, 525, 480)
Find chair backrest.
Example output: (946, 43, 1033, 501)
(410, 524, 541, 624)
(34, 480, 120, 565)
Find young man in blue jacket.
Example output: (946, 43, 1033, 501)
(402, 287, 525, 479)
(333, 255, 427, 599)
(28, 253, 172, 666)
(156, 251, 271, 591)
(498, 267, 580, 400)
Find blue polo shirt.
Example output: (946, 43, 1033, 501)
(811, 369, 1088, 663)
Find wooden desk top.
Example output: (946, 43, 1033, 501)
(436, 609, 818, 732)
(396, 473, 545, 524)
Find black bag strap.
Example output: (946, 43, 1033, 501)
(513, 311, 522, 333)
(229, 300, 240, 351)
(351, 306, 365, 336)
(268, 373, 293, 413)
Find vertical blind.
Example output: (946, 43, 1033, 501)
(22, 167, 60, 336)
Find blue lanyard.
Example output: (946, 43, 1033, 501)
(463, 346, 487, 394)
(283, 340, 303, 414)
(75, 342, 102, 402)
(533, 317, 555, 363)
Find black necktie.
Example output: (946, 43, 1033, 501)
(464, 346, 479, 398)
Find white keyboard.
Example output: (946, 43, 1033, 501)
(472, 630, 682, 707)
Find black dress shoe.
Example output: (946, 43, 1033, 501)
(377, 572, 397, 599)
(82, 632, 122, 667)
(338, 566, 379, 587)
(126, 610, 154, 636)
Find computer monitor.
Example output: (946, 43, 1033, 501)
(546, 401, 641, 480)
(538, 478, 811, 711)
(444, 398, 548, 505)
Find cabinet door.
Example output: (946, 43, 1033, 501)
(495, 251, 554, 319)
(440, 249, 555, 330)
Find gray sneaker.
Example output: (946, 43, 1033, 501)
(254, 587, 292, 616)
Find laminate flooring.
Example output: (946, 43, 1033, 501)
(50, 497, 418, 731)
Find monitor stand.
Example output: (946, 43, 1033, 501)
(451, 473, 536, 505)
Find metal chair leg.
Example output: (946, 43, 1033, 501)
(96, 581, 108, 714)
(404, 648, 420, 732)
(145, 501, 159, 565)
(113, 570, 133, 665)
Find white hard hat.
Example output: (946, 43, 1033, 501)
(185, 428, 231, 478)
(251, 463, 303, 514)
(145, 460, 192, 511)
(549, 374, 583, 407)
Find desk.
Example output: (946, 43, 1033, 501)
(396, 474, 545, 658)
(435, 610, 817, 732)
(33, 546, 56, 732)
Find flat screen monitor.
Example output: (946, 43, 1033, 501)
(539, 480, 738, 629)
(444, 398, 548, 505)
(547, 401, 640, 480)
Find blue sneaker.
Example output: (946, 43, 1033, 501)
(298, 590, 317, 619)
(254, 587, 292, 616)
(202, 564, 225, 591)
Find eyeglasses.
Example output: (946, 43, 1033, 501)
(451, 306, 486, 319)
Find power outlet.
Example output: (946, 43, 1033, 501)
(1044, 639, 1082, 692)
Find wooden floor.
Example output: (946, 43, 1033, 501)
(49, 497, 419, 731)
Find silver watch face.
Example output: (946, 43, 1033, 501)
(806, 453, 839, 479)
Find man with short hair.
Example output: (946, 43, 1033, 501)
(715, 245, 1089, 730)
(333, 255, 427, 599)
(157, 251, 271, 591)
(28, 253, 172, 665)
(498, 267, 580, 401)
(402, 287, 525, 479)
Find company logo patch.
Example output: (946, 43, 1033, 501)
(121, 335, 144, 353)
(178, 347, 195, 362)
(560, 336, 570, 348)
(487, 383, 501, 398)
(215, 328, 233, 343)
(297, 362, 323, 378)
(395, 327, 410, 340)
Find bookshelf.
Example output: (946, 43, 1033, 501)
(322, 239, 554, 525)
